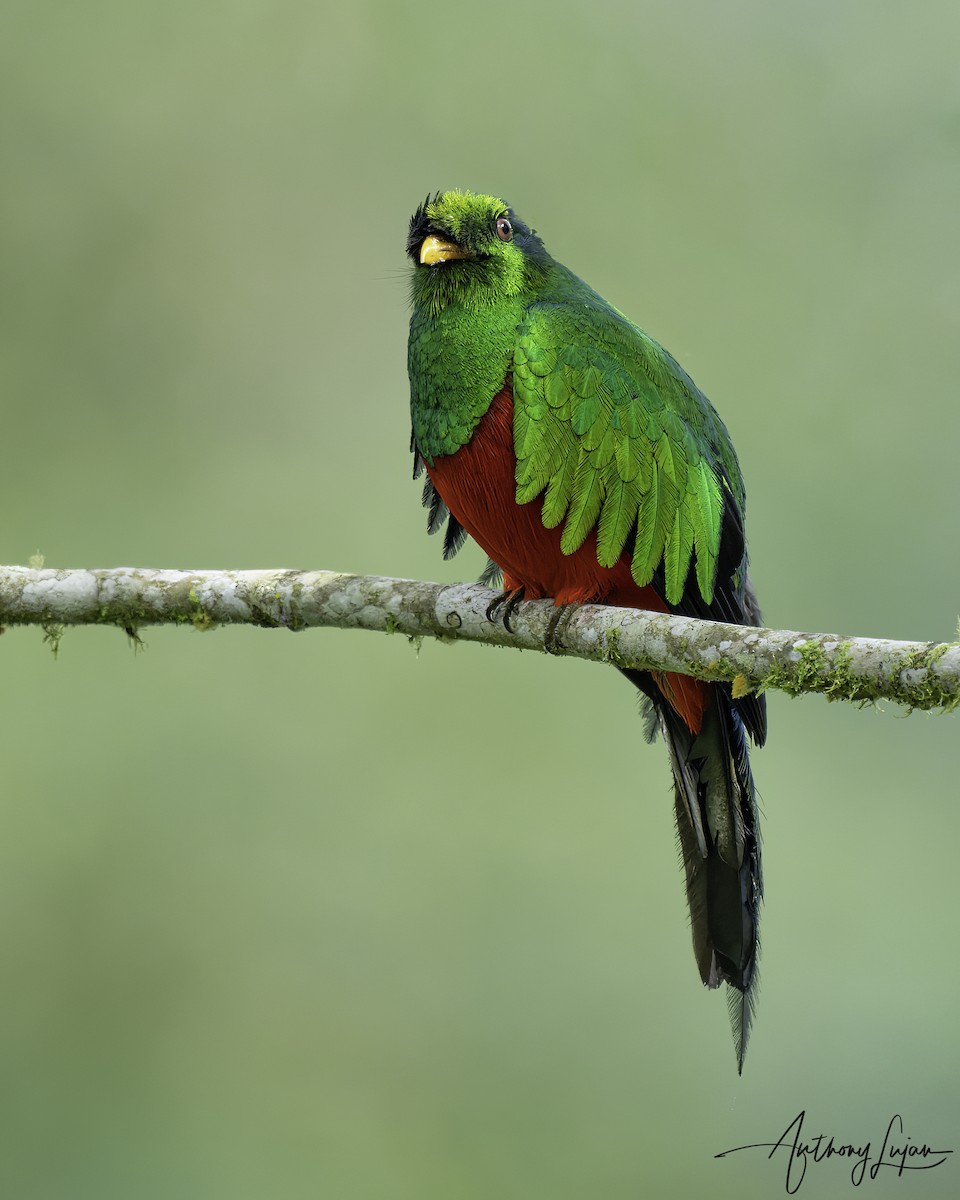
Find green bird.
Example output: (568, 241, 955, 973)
(406, 189, 766, 1070)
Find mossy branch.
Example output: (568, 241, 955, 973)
(0, 565, 957, 712)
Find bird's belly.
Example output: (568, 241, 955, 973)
(426, 384, 668, 612)
(426, 383, 708, 732)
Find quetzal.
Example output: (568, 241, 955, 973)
(406, 190, 766, 1070)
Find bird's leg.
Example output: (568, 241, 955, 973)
(544, 602, 583, 655)
(485, 586, 527, 633)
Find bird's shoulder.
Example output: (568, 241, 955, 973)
(517, 269, 700, 413)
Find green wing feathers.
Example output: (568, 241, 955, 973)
(512, 306, 730, 606)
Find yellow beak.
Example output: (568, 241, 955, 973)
(419, 234, 473, 265)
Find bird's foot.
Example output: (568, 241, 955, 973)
(544, 602, 583, 655)
(485, 586, 527, 634)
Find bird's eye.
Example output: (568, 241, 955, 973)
(496, 216, 513, 242)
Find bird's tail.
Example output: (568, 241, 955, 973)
(623, 669, 762, 1072)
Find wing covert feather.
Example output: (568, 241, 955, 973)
(512, 303, 737, 610)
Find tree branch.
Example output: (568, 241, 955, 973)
(0, 565, 956, 711)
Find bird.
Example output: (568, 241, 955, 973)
(406, 189, 766, 1071)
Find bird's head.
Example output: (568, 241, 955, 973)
(407, 190, 551, 315)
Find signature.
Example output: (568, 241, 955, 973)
(716, 1110, 953, 1193)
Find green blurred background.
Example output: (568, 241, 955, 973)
(3, 2, 959, 1196)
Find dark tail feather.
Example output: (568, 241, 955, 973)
(625, 670, 762, 1072)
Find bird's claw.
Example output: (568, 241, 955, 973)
(485, 586, 526, 633)
(544, 602, 582, 655)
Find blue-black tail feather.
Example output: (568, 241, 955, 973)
(627, 672, 762, 1072)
